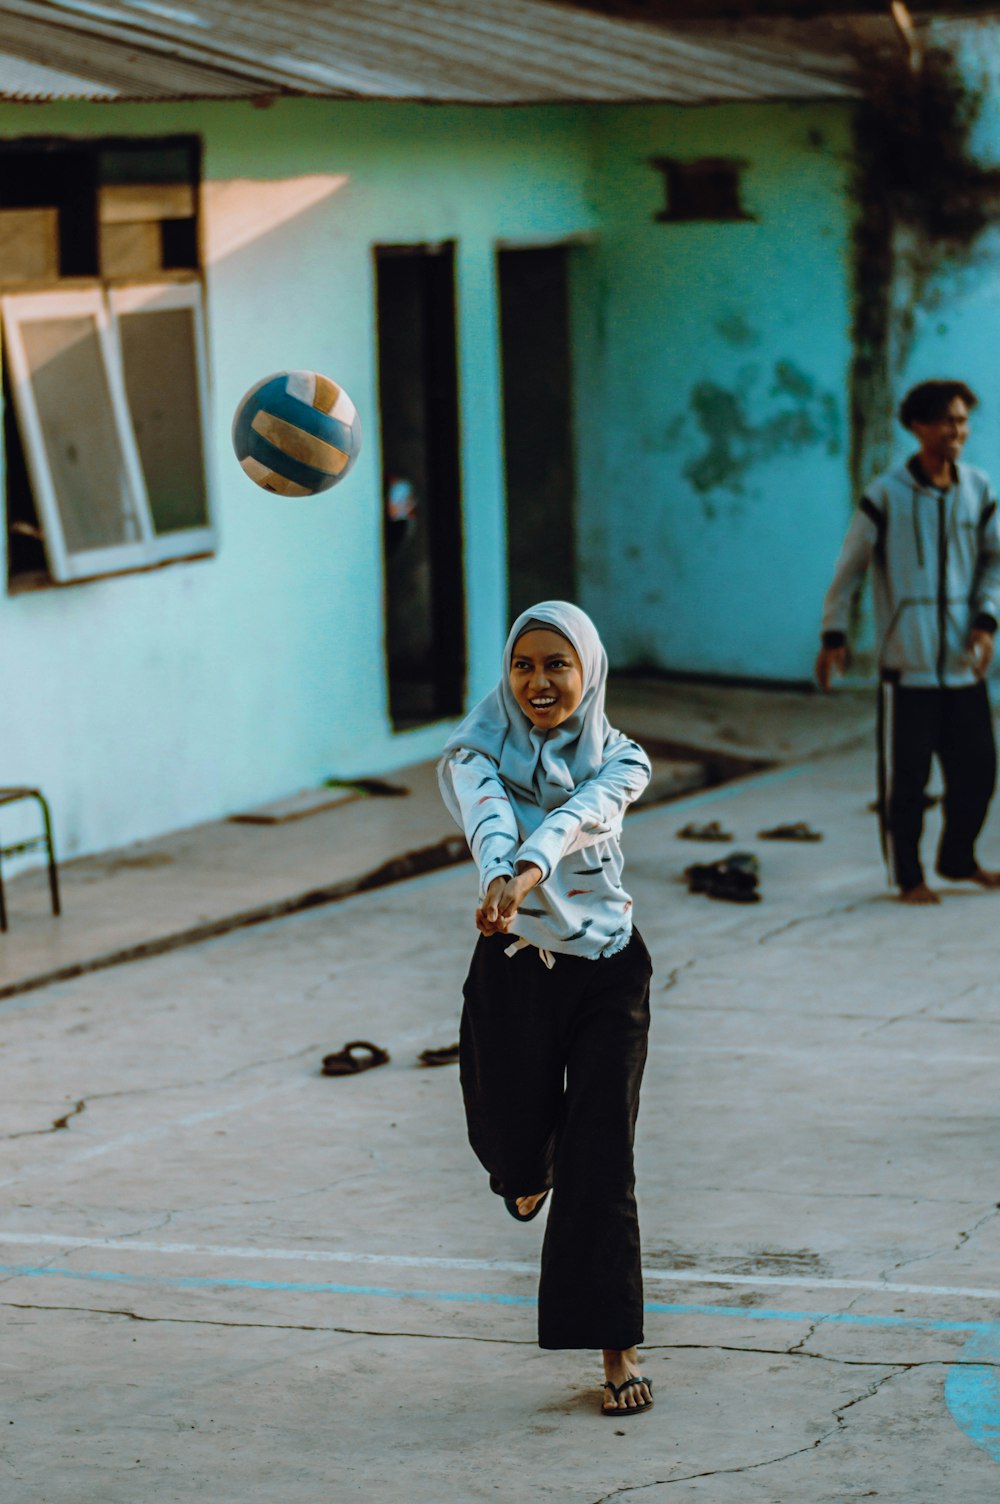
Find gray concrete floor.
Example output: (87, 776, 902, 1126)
(2, 706, 1000, 1501)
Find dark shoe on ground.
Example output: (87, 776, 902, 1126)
(757, 821, 823, 842)
(684, 851, 761, 904)
(677, 819, 733, 841)
(602, 1376, 654, 1416)
(321, 1040, 390, 1076)
(418, 1042, 460, 1066)
(503, 1191, 550, 1223)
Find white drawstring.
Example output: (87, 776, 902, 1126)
(504, 935, 556, 969)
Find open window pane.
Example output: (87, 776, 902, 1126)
(109, 282, 212, 547)
(22, 317, 138, 551)
(2, 289, 150, 580)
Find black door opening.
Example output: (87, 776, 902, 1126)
(375, 243, 465, 729)
(497, 246, 578, 620)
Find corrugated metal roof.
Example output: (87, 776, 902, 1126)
(0, 0, 866, 104)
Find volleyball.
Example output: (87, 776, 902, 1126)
(232, 370, 362, 496)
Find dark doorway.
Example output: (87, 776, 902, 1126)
(375, 243, 465, 729)
(497, 246, 577, 619)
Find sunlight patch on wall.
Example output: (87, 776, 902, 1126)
(202, 176, 349, 264)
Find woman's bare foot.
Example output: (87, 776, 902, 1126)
(514, 1192, 546, 1217)
(969, 868, 1000, 889)
(899, 882, 940, 905)
(602, 1347, 653, 1413)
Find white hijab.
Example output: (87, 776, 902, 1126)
(440, 601, 616, 833)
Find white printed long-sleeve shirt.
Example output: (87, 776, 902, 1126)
(440, 736, 652, 959)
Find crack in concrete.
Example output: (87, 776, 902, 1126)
(2, 1099, 86, 1141)
(860, 981, 982, 1039)
(0, 1300, 534, 1343)
(7, 1303, 982, 1377)
(657, 958, 697, 999)
(646, 1342, 995, 1368)
(588, 1366, 908, 1502)
(755, 899, 860, 948)
(953, 1202, 1000, 1253)
(880, 1198, 1000, 1284)
(0, 1040, 322, 1147)
(93, 1051, 319, 1099)
(786, 1317, 821, 1355)
(588, 1438, 831, 1502)
(784, 1289, 866, 1357)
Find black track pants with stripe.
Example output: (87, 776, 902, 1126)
(459, 929, 651, 1351)
(878, 679, 997, 892)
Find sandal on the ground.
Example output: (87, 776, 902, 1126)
(684, 852, 761, 904)
(320, 1040, 390, 1076)
(757, 821, 823, 842)
(676, 819, 733, 842)
(503, 1191, 550, 1223)
(602, 1376, 654, 1417)
(418, 1042, 460, 1067)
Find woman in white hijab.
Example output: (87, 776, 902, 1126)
(439, 601, 655, 1417)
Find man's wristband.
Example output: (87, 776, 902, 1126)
(972, 612, 998, 635)
(821, 630, 847, 650)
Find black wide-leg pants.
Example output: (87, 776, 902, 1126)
(878, 678, 997, 892)
(459, 930, 652, 1351)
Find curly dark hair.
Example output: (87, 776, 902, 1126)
(899, 380, 979, 430)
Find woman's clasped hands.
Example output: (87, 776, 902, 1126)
(475, 864, 543, 936)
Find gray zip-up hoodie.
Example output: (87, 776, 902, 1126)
(821, 458, 1000, 686)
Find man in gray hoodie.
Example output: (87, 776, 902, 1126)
(817, 379, 1000, 905)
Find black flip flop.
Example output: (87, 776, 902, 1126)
(757, 822, 823, 842)
(320, 1040, 390, 1077)
(503, 1191, 550, 1223)
(602, 1376, 654, 1417)
(677, 819, 733, 842)
(418, 1043, 460, 1067)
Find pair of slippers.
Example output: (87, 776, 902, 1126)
(320, 1039, 461, 1076)
(684, 851, 761, 904)
(679, 820, 822, 843)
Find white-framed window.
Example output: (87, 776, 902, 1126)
(109, 281, 213, 560)
(4, 287, 151, 582)
(3, 282, 214, 581)
(0, 136, 213, 588)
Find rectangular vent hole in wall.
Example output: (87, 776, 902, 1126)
(651, 158, 752, 223)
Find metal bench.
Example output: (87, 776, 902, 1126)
(0, 788, 60, 931)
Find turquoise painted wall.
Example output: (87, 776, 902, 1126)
(573, 103, 855, 683)
(0, 90, 878, 859)
(0, 99, 597, 858)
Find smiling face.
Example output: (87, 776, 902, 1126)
(509, 628, 584, 731)
(911, 396, 971, 466)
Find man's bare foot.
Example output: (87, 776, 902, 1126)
(899, 882, 941, 905)
(969, 868, 1000, 889)
(514, 1192, 546, 1217)
(602, 1347, 653, 1413)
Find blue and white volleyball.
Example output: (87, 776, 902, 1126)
(232, 370, 362, 496)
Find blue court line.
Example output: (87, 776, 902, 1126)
(0, 1263, 995, 1334)
(8, 1261, 998, 1460)
(946, 1329, 1000, 1463)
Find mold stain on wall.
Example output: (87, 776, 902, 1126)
(664, 359, 841, 508)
